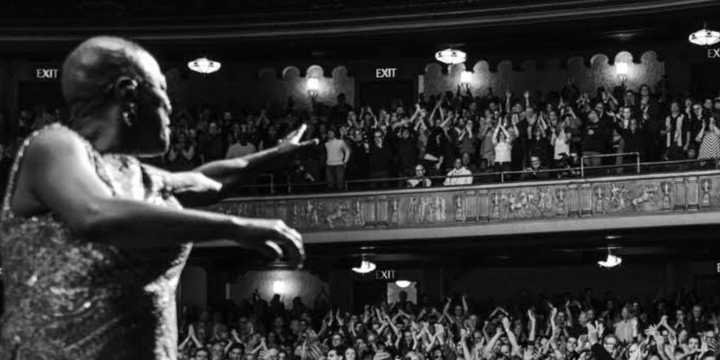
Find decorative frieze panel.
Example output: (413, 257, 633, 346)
(208, 171, 720, 233)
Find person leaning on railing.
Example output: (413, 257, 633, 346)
(443, 158, 473, 186)
(521, 155, 550, 181)
(407, 164, 432, 188)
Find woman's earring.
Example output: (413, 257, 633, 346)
(122, 111, 133, 127)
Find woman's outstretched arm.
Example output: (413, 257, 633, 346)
(193, 124, 319, 186)
(19, 128, 304, 265)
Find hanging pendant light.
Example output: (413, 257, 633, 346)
(598, 248, 622, 268)
(351, 255, 376, 274)
(188, 57, 222, 74)
(689, 23, 720, 46)
(435, 48, 467, 65)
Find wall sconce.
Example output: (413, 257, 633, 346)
(306, 77, 320, 98)
(460, 71, 473, 86)
(272, 279, 290, 294)
(615, 62, 629, 83)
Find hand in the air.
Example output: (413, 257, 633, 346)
(278, 124, 319, 154)
(166, 171, 222, 193)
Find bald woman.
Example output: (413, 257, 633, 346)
(0, 36, 314, 359)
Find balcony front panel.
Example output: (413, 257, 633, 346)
(207, 170, 720, 242)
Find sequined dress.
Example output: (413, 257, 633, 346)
(0, 123, 192, 360)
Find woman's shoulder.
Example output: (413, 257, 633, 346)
(21, 124, 92, 162)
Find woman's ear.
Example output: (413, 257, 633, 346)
(113, 76, 139, 102)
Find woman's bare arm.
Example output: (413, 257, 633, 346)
(193, 124, 318, 186)
(19, 129, 303, 263)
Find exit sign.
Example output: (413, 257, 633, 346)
(708, 48, 720, 59)
(36, 68, 59, 79)
(376, 67, 397, 79)
(375, 269, 397, 280)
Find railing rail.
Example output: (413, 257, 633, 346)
(226, 158, 720, 196)
(580, 152, 640, 178)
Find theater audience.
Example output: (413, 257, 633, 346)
(176, 289, 720, 360)
(4, 82, 720, 195)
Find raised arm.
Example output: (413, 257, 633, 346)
(528, 309, 537, 342)
(483, 326, 503, 357)
(193, 124, 319, 186)
(502, 316, 521, 356)
(21, 128, 304, 264)
(460, 329, 473, 360)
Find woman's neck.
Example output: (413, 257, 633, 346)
(73, 117, 120, 153)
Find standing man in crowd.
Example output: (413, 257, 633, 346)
(324, 129, 351, 191)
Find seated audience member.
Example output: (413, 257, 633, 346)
(407, 164, 432, 188)
(444, 157, 473, 186)
(522, 155, 550, 180)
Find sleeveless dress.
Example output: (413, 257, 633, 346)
(0, 123, 192, 360)
(698, 130, 720, 160)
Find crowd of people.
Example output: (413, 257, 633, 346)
(176, 289, 719, 360)
(3, 80, 720, 194)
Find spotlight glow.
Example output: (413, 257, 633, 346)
(395, 280, 412, 288)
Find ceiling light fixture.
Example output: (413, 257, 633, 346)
(598, 249, 622, 268)
(352, 256, 376, 274)
(435, 48, 467, 65)
(689, 24, 720, 46)
(188, 57, 222, 74)
(395, 280, 412, 288)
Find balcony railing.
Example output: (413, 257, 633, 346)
(226, 157, 720, 196)
(205, 160, 720, 242)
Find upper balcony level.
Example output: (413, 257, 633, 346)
(202, 161, 720, 246)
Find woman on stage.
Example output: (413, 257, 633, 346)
(0, 36, 315, 360)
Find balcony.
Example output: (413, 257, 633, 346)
(202, 166, 720, 244)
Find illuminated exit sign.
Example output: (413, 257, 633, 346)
(376, 67, 397, 79)
(36, 68, 59, 79)
(708, 48, 720, 59)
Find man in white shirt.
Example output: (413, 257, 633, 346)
(443, 158, 473, 186)
(324, 129, 351, 190)
(614, 306, 638, 344)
